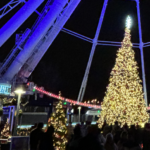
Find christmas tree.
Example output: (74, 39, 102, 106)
(50, 98, 67, 150)
(1, 121, 11, 139)
(97, 16, 149, 128)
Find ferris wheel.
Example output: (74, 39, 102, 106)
(0, 0, 149, 106)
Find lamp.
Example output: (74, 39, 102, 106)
(14, 89, 25, 94)
(78, 107, 81, 123)
(13, 88, 25, 135)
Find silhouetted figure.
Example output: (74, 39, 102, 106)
(143, 123, 150, 150)
(123, 133, 141, 150)
(80, 122, 86, 137)
(113, 126, 122, 144)
(104, 133, 118, 150)
(67, 124, 82, 150)
(30, 123, 37, 132)
(39, 125, 54, 150)
(30, 122, 44, 150)
(78, 125, 104, 150)
(103, 125, 112, 138)
(97, 128, 106, 145)
(117, 131, 128, 150)
(67, 123, 74, 141)
(84, 121, 91, 136)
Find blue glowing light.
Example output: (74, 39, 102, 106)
(0, 83, 11, 95)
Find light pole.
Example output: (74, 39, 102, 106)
(78, 107, 81, 123)
(13, 89, 25, 136)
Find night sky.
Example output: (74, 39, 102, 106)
(1, 0, 150, 104)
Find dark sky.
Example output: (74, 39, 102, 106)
(1, 0, 150, 103)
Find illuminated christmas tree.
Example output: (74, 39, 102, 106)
(50, 98, 67, 150)
(97, 16, 149, 128)
(1, 121, 11, 139)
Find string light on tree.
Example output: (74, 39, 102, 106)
(1, 120, 11, 139)
(97, 16, 149, 128)
(49, 92, 68, 150)
(33, 86, 101, 109)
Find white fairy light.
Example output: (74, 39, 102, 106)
(126, 16, 132, 29)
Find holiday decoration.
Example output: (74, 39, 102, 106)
(50, 94, 67, 150)
(17, 128, 30, 136)
(3, 97, 16, 106)
(1, 121, 11, 139)
(34, 86, 100, 109)
(32, 85, 150, 110)
(97, 16, 149, 128)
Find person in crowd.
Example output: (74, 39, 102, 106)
(97, 128, 106, 145)
(78, 125, 104, 150)
(30, 122, 44, 150)
(66, 124, 82, 150)
(113, 126, 122, 144)
(84, 121, 92, 136)
(103, 124, 112, 138)
(39, 125, 54, 150)
(135, 125, 143, 146)
(80, 122, 86, 137)
(123, 132, 141, 150)
(66, 122, 74, 141)
(104, 133, 118, 150)
(117, 131, 128, 150)
(142, 123, 150, 150)
(30, 123, 37, 132)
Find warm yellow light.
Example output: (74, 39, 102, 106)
(14, 89, 25, 94)
(97, 26, 149, 128)
(78, 106, 81, 109)
(50, 100, 67, 150)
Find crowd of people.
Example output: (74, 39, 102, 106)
(29, 121, 150, 150)
(30, 123, 54, 150)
